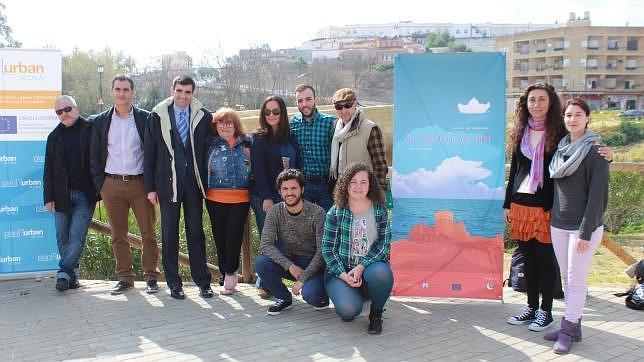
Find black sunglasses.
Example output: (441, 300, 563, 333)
(55, 106, 73, 115)
(263, 108, 281, 116)
(334, 101, 354, 110)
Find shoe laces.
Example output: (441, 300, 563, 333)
(517, 306, 535, 319)
(534, 310, 550, 325)
(275, 299, 289, 307)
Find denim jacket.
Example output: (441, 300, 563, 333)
(207, 135, 252, 190)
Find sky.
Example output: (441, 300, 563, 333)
(3, 0, 643, 68)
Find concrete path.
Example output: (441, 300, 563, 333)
(1, 278, 642, 361)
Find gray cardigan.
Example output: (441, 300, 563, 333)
(551, 145, 609, 240)
(259, 200, 326, 283)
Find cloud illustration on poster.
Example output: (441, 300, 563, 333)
(457, 98, 490, 114)
(392, 156, 504, 200)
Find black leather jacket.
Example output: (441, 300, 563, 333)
(43, 117, 99, 212)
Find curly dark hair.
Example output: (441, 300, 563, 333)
(333, 162, 385, 208)
(257, 95, 290, 142)
(276, 168, 305, 190)
(509, 83, 566, 153)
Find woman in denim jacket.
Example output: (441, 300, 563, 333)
(205, 107, 252, 295)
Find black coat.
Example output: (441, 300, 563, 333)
(43, 117, 99, 212)
(144, 98, 213, 202)
(89, 106, 151, 191)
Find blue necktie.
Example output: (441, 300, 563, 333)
(177, 111, 188, 146)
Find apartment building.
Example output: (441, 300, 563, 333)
(497, 12, 644, 109)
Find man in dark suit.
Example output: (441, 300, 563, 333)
(144, 75, 213, 299)
(90, 75, 160, 295)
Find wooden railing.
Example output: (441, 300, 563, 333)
(89, 218, 254, 283)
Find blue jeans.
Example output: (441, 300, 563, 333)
(255, 254, 328, 307)
(324, 261, 394, 321)
(55, 190, 96, 281)
(302, 180, 332, 211)
(250, 193, 285, 290)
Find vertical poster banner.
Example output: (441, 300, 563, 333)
(391, 53, 506, 300)
(0, 49, 61, 278)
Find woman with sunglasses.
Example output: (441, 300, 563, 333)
(504, 83, 612, 332)
(250, 95, 302, 299)
(205, 107, 252, 295)
(547, 98, 609, 354)
(330, 88, 388, 192)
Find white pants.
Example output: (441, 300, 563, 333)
(550, 225, 604, 323)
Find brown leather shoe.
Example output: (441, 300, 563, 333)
(257, 287, 272, 299)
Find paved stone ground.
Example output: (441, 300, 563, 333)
(1, 278, 642, 361)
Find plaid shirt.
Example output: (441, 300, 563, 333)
(290, 109, 337, 177)
(322, 203, 391, 277)
(367, 126, 388, 191)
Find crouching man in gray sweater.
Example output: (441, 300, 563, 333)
(255, 169, 329, 315)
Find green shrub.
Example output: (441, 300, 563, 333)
(604, 120, 644, 146)
(605, 171, 644, 234)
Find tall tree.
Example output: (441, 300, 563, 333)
(0, 2, 21, 47)
(62, 47, 134, 115)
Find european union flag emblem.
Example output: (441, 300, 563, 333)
(0, 116, 18, 134)
(451, 283, 462, 291)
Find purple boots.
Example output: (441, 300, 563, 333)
(544, 316, 582, 342)
(552, 318, 580, 354)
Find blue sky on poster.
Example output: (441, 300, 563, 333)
(391, 53, 506, 200)
(3, 0, 643, 66)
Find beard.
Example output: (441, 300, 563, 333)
(299, 105, 315, 118)
(283, 194, 303, 207)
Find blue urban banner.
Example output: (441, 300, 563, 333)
(1, 49, 61, 277)
(391, 53, 506, 300)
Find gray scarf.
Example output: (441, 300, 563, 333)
(549, 130, 600, 179)
(330, 109, 361, 179)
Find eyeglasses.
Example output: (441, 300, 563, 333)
(55, 106, 73, 115)
(334, 101, 354, 110)
(217, 122, 235, 128)
(263, 108, 281, 116)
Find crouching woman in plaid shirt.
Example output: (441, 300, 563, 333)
(322, 162, 393, 335)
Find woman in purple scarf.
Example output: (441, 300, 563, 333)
(503, 83, 612, 333)
(504, 83, 563, 332)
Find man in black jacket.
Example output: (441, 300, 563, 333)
(144, 75, 213, 299)
(43, 95, 98, 292)
(90, 75, 160, 295)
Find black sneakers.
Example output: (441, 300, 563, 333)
(110, 281, 133, 295)
(145, 280, 159, 294)
(529, 309, 554, 331)
(267, 298, 293, 315)
(55, 278, 69, 292)
(507, 306, 537, 325)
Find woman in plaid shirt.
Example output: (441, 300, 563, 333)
(322, 162, 393, 335)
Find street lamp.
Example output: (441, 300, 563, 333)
(97, 64, 105, 111)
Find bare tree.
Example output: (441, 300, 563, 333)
(340, 49, 376, 89)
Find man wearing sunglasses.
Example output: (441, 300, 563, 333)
(43, 96, 98, 292)
(144, 75, 214, 300)
(90, 75, 160, 296)
(289, 84, 337, 211)
(330, 88, 388, 191)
